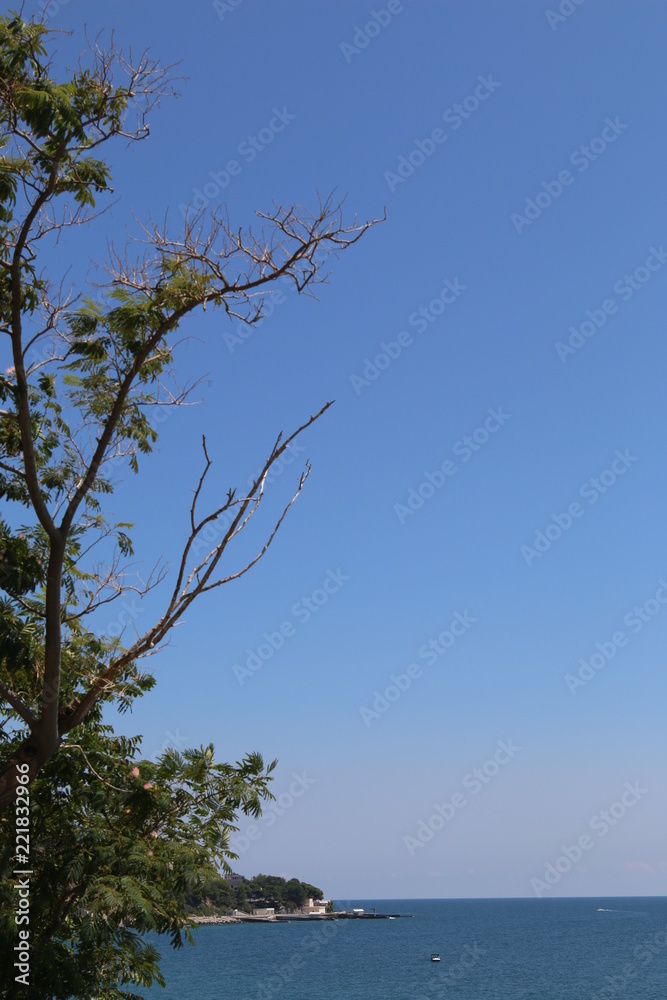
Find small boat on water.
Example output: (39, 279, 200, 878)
(430, 953, 441, 962)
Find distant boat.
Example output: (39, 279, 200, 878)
(431, 953, 441, 962)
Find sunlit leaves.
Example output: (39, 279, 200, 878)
(0, 714, 275, 996)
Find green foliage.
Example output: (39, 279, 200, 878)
(0, 13, 280, 995)
(0, 711, 276, 998)
(184, 873, 235, 914)
(0, 15, 120, 206)
(185, 872, 324, 915)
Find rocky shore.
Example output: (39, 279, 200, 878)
(190, 914, 243, 924)
(189, 910, 409, 924)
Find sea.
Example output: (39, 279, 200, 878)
(136, 897, 667, 999)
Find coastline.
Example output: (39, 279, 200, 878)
(189, 910, 408, 925)
(189, 915, 243, 924)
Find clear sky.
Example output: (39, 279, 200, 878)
(17, 0, 667, 899)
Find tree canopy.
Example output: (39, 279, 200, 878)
(185, 872, 324, 915)
(1, 711, 276, 997)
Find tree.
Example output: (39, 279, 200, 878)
(0, 10, 379, 995)
(239, 874, 323, 912)
(283, 877, 311, 909)
(0, 710, 275, 998)
(0, 13, 378, 802)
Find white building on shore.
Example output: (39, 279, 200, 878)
(300, 898, 328, 914)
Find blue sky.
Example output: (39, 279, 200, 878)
(14, 0, 667, 900)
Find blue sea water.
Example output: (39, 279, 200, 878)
(137, 897, 667, 999)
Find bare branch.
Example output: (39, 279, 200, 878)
(0, 18, 381, 809)
(105, 193, 385, 328)
(0, 681, 36, 729)
(60, 743, 132, 793)
(56, 402, 333, 735)
(199, 465, 310, 593)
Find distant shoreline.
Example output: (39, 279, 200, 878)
(190, 910, 408, 925)
(190, 915, 243, 925)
